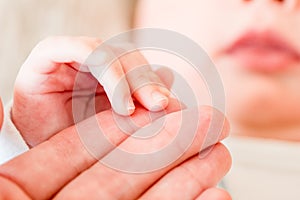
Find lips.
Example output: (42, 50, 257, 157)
(225, 31, 300, 72)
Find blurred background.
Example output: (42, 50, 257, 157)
(0, 0, 137, 103)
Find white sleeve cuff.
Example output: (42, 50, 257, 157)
(0, 101, 29, 164)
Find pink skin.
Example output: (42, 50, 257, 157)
(135, 0, 300, 141)
(12, 36, 170, 147)
(0, 4, 233, 198)
(0, 102, 231, 199)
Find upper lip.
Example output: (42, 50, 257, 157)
(226, 30, 300, 59)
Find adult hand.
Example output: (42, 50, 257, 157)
(0, 102, 231, 199)
(12, 36, 169, 147)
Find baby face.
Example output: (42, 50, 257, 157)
(136, 0, 300, 133)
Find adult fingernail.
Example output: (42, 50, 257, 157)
(151, 91, 169, 111)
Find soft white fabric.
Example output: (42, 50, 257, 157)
(0, 102, 29, 164)
(223, 136, 300, 200)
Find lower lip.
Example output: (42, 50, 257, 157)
(227, 47, 300, 72)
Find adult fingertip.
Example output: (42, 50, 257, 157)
(196, 188, 232, 200)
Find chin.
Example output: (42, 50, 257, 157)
(213, 52, 300, 135)
(226, 85, 300, 129)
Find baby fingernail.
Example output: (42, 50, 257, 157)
(127, 98, 135, 114)
(151, 91, 169, 111)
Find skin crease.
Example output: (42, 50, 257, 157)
(2, 0, 299, 198)
(135, 0, 300, 141)
(1, 30, 232, 199)
(0, 102, 232, 199)
(0, 2, 240, 199)
(11, 37, 170, 147)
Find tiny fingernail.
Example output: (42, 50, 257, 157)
(127, 98, 135, 114)
(151, 91, 169, 111)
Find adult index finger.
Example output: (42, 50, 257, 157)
(0, 99, 182, 199)
(54, 107, 229, 199)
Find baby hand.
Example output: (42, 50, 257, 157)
(12, 36, 169, 147)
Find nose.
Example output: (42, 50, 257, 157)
(243, 0, 300, 10)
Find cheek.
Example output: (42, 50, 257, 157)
(135, 0, 237, 54)
(216, 58, 300, 126)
